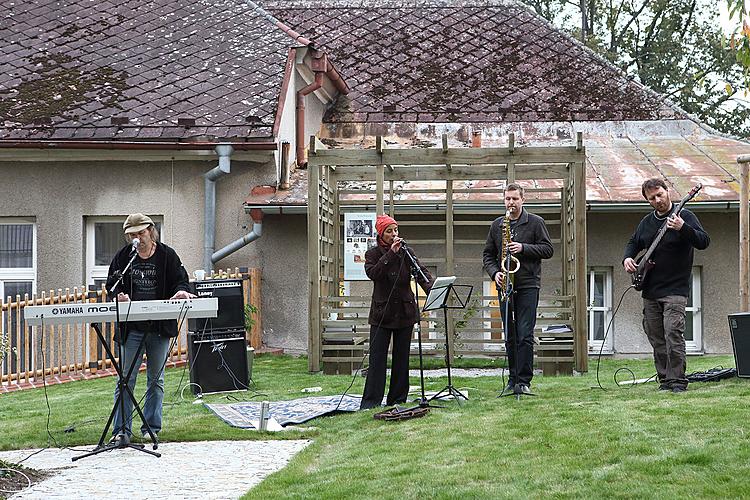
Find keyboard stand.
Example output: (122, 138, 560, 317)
(73, 295, 161, 461)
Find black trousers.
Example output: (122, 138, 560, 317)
(500, 287, 539, 387)
(360, 324, 413, 409)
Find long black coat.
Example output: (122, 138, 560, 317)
(365, 244, 433, 329)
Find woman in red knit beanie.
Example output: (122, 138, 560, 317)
(360, 214, 433, 409)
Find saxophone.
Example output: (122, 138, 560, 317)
(498, 210, 520, 302)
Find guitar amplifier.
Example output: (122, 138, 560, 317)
(189, 279, 245, 333)
(188, 328, 250, 394)
(728, 313, 750, 378)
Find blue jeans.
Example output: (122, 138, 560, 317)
(112, 329, 170, 437)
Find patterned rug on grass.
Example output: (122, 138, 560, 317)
(205, 394, 363, 428)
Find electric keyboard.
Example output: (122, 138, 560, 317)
(24, 298, 219, 326)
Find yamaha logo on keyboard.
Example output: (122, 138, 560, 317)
(51, 304, 116, 315)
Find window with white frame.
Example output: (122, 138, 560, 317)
(684, 266, 702, 352)
(0, 219, 36, 303)
(0, 219, 36, 373)
(587, 267, 613, 353)
(85, 216, 163, 290)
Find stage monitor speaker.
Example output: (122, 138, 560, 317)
(188, 329, 249, 394)
(728, 313, 750, 378)
(189, 279, 245, 333)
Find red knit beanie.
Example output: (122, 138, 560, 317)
(375, 214, 397, 236)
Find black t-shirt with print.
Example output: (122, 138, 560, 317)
(129, 254, 160, 332)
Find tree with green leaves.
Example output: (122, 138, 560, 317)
(528, 0, 750, 138)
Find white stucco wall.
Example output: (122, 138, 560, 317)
(0, 156, 273, 294)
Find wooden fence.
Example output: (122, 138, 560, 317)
(1, 267, 261, 388)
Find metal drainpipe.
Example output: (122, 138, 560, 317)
(212, 209, 264, 263)
(296, 71, 324, 167)
(204, 145, 233, 272)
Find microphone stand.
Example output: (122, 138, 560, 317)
(400, 242, 440, 409)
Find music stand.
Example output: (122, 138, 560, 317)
(424, 277, 473, 403)
(73, 251, 161, 461)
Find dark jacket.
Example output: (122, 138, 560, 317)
(482, 209, 554, 289)
(623, 207, 709, 299)
(365, 243, 433, 329)
(106, 241, 191, 341)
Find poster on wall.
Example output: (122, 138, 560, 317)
(343, 212, 377, 280)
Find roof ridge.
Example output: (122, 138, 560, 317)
(243, 0, 313, 46)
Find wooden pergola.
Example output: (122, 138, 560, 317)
(307, 133, 588, 374)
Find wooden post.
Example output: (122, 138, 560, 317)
(573, 153, 588, 372)
(308, 152, 322, 372)
(248, 268, 263, 348)
(507, 133, 516, 182)
(445, 178, 455, 361)
(376, 136, 385, 214)
(739, 156, 750, 311)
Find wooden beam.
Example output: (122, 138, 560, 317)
(308, 147, 584, 167)
(325, 164, 568, 180)
(741, 159, 749, 311)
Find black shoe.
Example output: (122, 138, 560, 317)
(672, 386, 687, 393)
(658, 383, 671, 391)
(502, 383, 514, 394)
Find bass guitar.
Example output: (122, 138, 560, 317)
(631, 183, 702, 291)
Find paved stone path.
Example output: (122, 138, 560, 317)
(0, 439, 309, 499)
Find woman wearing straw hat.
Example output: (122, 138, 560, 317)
(360, 214, 433, 410)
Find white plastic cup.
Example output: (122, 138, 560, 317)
(193, 269, 206, 281)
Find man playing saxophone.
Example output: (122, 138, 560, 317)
(483, 183, 554, 394)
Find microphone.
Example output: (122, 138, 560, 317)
(130, 238, 140, 252)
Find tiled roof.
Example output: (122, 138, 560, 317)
(0, 0, 293, 141)
(244, 120, 750, 206)
(265, 0, 685, 124)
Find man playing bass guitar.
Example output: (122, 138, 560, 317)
(623, 178, 709, 393)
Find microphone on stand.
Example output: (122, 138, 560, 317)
(130, 238, 140, 253)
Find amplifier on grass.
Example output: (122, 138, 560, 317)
(189, 279, 245, 333)
(188, 328, 250, 394)
(728, 313, 750, 378)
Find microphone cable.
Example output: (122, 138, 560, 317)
(592, 283, 637, 390)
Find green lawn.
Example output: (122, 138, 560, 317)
(2, 354, 750, 499)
